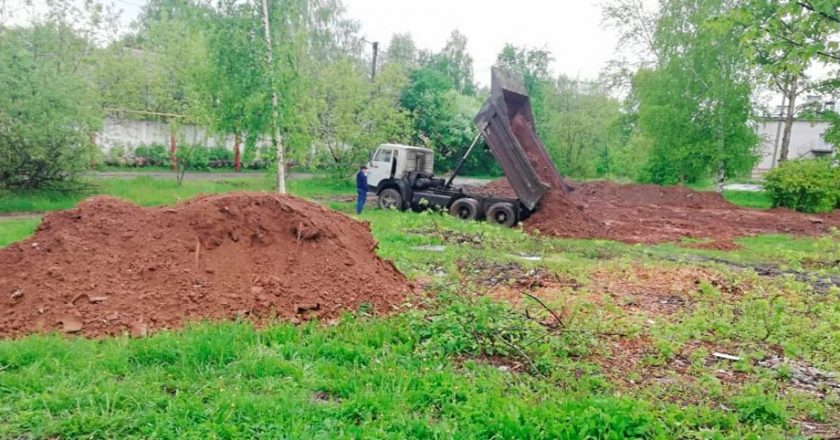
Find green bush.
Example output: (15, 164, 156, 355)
(134, 144, 169, 166)
(764, 158, 839, 213)
(0, 25, 100, 189)
(104, 145, 128, 166)
(207, 146, 233, 162)
(176, 145, 210, 171)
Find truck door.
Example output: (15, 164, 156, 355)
(367, 147, 393, 189)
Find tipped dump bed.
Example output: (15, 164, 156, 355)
(474, 68, 558, 210)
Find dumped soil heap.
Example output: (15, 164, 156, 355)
(0, 193, 409, 338)
(481, 178, 839, 245)
(473, 67, 837, 245)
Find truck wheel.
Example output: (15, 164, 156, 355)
(378, 188, 403, 210)
(449, 198, 481, 220)
(486, 202, 517, 227)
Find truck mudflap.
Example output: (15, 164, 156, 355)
(474, 67, 559, 211)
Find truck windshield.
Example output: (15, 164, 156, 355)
(373, 149, 392, 163)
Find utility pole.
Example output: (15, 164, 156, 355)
(260, 0, 286, 194)
(370, 41, 379, 81)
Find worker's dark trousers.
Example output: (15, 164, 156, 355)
(356, 190, 367, 214)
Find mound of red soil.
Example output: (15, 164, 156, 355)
(0, 193, 409, 338)
(479, 178, 839, 245)
(568, 181, 837, 244)
(476, 171, 607, 239)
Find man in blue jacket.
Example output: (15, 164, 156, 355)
(355, 165, 369, 214)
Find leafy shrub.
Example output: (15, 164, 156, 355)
(103, 145, 128, 166)
(764, 158, 839, 213)
(207, 146, 233, 162)
(133, 144, 169, 166)
(733, 384, 788, 425)
(176, 145, 210, 171)
(207, 146, 234, 168)
(0, 26, 100, 189)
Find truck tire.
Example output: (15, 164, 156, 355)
(486, 202, 517, 227)
(378, 188, 403, 210)
(449, 198, 481, 220)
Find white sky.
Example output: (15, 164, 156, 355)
(344, 0, 620, 85)
(5, 0, 832, 104)
(3, 0, 622, 86)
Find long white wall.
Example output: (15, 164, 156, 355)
(95, 117, 269, 152)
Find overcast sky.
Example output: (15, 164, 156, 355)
(4, 0, 623, 86)
(343, 0, 620, 85)
(6, 0, 830, 104)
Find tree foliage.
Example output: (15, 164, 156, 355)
(312, 59, 411, 175)
(631, 0, 759, 186)
(738, 0, 840, 162)
(0, 4, 102, 189)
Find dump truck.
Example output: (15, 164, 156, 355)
(367, 67, 559, 227)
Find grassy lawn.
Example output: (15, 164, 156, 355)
(1, 179, 838, 438)
(0, 315, 667, 439)
(0, 217, 40, 247)
(0, 177, 271, 213)
(0, 175, 354, 214)
(723, 190, 773, 209)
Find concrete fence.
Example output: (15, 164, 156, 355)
(94, 117, 270, 152)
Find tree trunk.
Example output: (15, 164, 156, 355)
(234, 132, 241, 172)
(260, 0, 286, 194)
(779, 74, 799, 163)
(716, 115, 726, 194)
(169, 131, 177, 171)
(770, 93, 786, 168)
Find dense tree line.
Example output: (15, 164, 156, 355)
(1, 0, 837, 190)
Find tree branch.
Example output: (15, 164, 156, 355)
(797, 1, 840, 24)
(778, 34, 840, 62)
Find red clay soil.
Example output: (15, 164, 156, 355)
(480, 178, 839, 245)
(0, 193, 409, 338)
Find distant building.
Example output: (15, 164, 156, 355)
(753, 115, 836, 178)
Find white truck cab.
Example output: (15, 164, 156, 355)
(367, 143, 434, 189)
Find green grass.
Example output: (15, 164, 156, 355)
(287, 176, 354, 199)
(0, 217, 40, 247)
(0, 314, 668, 439)
(0, 175, 355, 214)
(723, 190, 773, 209)
(0, 292, 810, 439)
(0, 177, 273, 213)
(1, 179, 838, 438)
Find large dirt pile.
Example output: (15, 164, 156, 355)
(0, 193, 409, 338)
(566, 181, 838, 244)
(481, 178, 838, 245)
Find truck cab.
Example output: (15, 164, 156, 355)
(367, 143, 435, 190)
